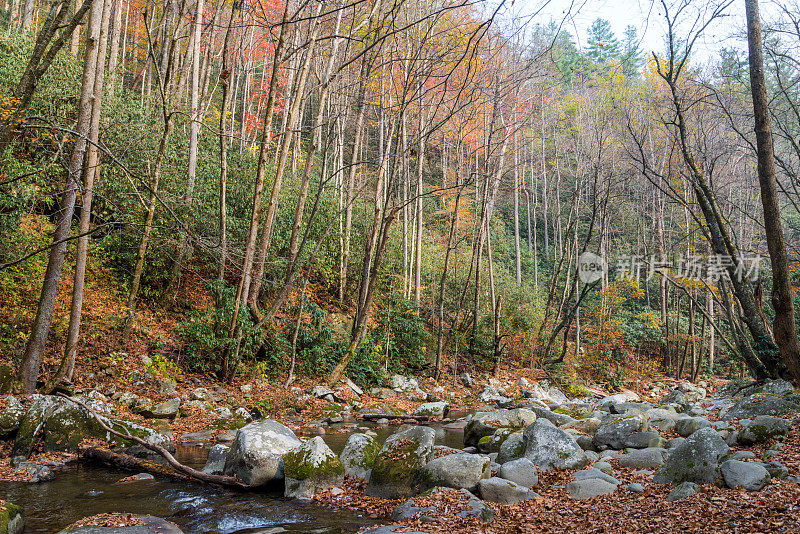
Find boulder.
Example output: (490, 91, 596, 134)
(460, 373, 474, 388)
(464, 411, 512, 447)
(674, 417, 710, 437)
(12, 395, 173, 460)
(593, 414, 648, 450)
(654, 427, 729, 485)
(624, 431, 666, 449)
(523, 419, 587, 471)
(201, 444, 229, 475)
(496, 431, 525, 464)
(721, 460, 771, 491)
(478, 427, 515, 453)
(283, 437, 344, 499)
(366, 426, 436, 499)
(498, 457, 538, 487)
(573, 468, 620, 485)
(222, 419, 302, 486)
(563, 417, 601, 435)
(413, 402, 449, 419)
(526, 406, 575, 426)
(155, 378, 176, 396)
(370, 387, 398, 399)
(659, 389, 688, 407)
(0, 499, 23, 534)
(189, 387, 216, 402)
(0, 396, 24, 438)
(56, 515, 183, 534)
(479, 386, 512, 406)
(666, 481, 700, 502)
(478, 477, 537, 505)
(597, 394, 629, 411)
(392, 487, 493, 523)
(618, 448, 665, 469)
(417, 453, 490, 492)
(738, 416, 791, 444)
(566, 478, 617, 500)
(311, 386, 335, 403)
(135, 398, 181, 419)
(723, 392, 800, 420)
(547, 387, 569, 405)
(339, 433, 379, 479)
(675, 381, 707, 403)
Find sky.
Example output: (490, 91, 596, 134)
(512, 0, 766, 62)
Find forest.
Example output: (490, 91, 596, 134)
(1, 0, 800, 532)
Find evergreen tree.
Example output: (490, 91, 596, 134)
(621, 25, 644, 77)
(586, 18, 620, 66)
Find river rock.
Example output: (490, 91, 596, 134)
(618, 448, 665, 469)
(523, 419, 587, 471)
(566, 478, 617, 499)
(283, 437, 344, 499)
(478, 427, 516, 453)
(464, 411, 510, 447)
(738, 415, 791, 444)
(526, 406, 575, 426)
(666, 481, 700, 501)
(654, 427, 729, 485)
(498, 457, 538, 487)
(135, 398, 181, 419)
(0, 499, 23, 534)
(675, 381, 707, 403)
(339, 433, 379, 479)
(202, 444, 229, 475)
(156, 378, 177, 396)
(413, 402, 449, 419)
(722, 391, 800, 420)
(563, 417, 601, 435)
(624, 431, 666, 449)
(674, 416, 710, 437)
(479, 386, 512, 406)
(366, 426, 435, 499)
(12, 395, 173, 460)
(417, 453, 490, 492)
(721, 460, 771, 491)
(392, 487, 493, 523)
(0, 396, 24, 438)
(573, 467, 620, 485)
(478, 477, 537, 505)
(593, 414, 648, 450)
(56, 515, 183, 533)
(223, 419, 302, 486)
(496, 431, 525, 464)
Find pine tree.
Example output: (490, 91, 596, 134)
(586, 18, 620, 66)
(621, 25, 644, 77)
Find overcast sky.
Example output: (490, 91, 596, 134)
(512, 0, 767, 62)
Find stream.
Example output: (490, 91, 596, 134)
(1, 421, 466, 533)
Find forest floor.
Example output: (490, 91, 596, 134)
(2, 251, 796, 532)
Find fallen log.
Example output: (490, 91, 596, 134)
(81, 446, 195, 482)
(359, 413, 433, 422)
(58, 394, 251, 489)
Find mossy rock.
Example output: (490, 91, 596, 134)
(340, 433, 380, 479)
(283, 437, 344, 499)
(284, 437, 344, 481)
(12, 396, 173, 460)
(0, 499, 23, 534)
(366, 426, 436, 499)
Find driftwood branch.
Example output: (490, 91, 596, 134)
(58, 394, 251, 489)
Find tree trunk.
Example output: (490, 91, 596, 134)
(19, 0, 103, 393)
(58, 0, 113, 384)
(746, 0, 800, 381)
